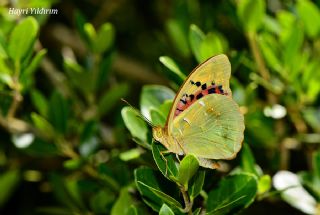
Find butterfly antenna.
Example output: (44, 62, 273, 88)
(121, 98, 155, 128)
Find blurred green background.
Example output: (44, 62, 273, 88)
(0, 0, 320, 214)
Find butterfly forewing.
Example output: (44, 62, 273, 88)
(171, 94, 244, 160)
(166, 54, 231, 132)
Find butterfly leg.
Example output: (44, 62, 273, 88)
(197, 158, 220, 169)
(160, 150, 171, 176)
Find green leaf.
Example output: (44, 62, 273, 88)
(177, 154, 199, 189)
(313, 150, 320, 178)
(188, 170, 205, 201)
(31, 112, 55, 139)
(135, 167, 182, 211)
(64, 59, 95, 94)
(159, 204, 175, 215)
(283, 25, 304, 70)
(193, 208, 201, 215)
(121, 107, 149, 148)
(150, 108, 166, 127)
(8, 17, 39, 62)
(258, 33, 283, 74)
(98, 83, 129, 116)
(96, 53, 114, 90)
(140, 85, 175, 121)
(127, 205, 139, 215)
(0, 42, 7, 59)
(111, 187, 135, 215)
(240, 144, 258, 176)
(23, 49, 47, 77)
(199, 32, 225, 62)
(189, 24, 205, 63)
(119, 148, 144, 162)
(23, 138, 59, 157)
(49, 173, 81, 210)
(83, 23, 96, 47)
(302, 108, 320, 132)
(152, 141, 178, 180)
(297, 0, 320, 38)
(93, 23, 115, 53)
(206, 173, 258, 215)
(0, 170, 20, 207)
(159, 56, 186, 83)
(31, 90, 48, 117)
(90, 189, 115, 214)
(63, 158, 83, 170)
(257, 174, 271, 195)
(166, 19, 190, 57)
(237, 0, 266, 33)
(48, 91, 69, 134)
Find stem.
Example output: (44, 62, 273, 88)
(179, 185, 193, 214)
(246, 32, 276, 104)
(7, 61, 22, 119)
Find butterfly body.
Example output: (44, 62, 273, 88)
(152, 54, 244, 169)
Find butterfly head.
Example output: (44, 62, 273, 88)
(152, 126, 170, 147)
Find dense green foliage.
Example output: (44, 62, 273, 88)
(0, 0, 320, 214)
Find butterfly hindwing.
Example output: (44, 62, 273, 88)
(171, 94, 244, 160)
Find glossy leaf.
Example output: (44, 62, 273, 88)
(237, 0, 266, 33)
(8, 17, 39, 62)
(31, 90, 48, 117)
(257, 174, 271, 195)
(111, 187, 135, 215)
(135, 167, 182, 211)
(189, 24, 205, 63)
(206, 173, 258, 215)
(0, 170, 20, 207)
(297, 0, 320, 38)
(23, 49, 47, 77)
(199, 32, 224, 62)
(152, 141, 178, 180)
(240, 144, 258, 176)
(159, 204, 175, 215)
(166, 19, 190, 57)
(159, 56, 186, 83)
(121, 107, 149, 148)
(93, 23, 115, 53)
(177, 154, 199, 189)
(90, 189, 115, 214)
(48, 92, 69, 134)
(140, 85, 175, 120)
(31, 112, 55, 139)
(188, 170, 205, 201)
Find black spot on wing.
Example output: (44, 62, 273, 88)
(208, 87, 216, 94)
(196, 93, 203, 100)
(189, 94, 195, 101)
(180, 99, 187, 104)
(218, 85, 224, 93)
(201, 83, 207, 90)
(190, 80, 201, 87)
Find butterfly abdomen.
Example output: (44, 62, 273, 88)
(174, 82, 227, 117)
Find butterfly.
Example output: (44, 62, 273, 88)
(152, 54, 245, 169)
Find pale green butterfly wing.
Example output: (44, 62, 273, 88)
(170, 93, 244, 160)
